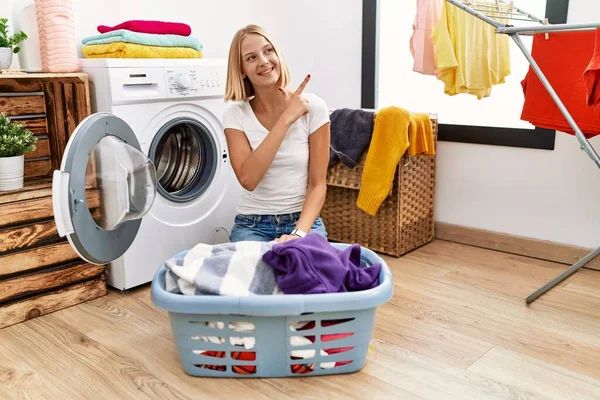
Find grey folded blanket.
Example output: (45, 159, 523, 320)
(329, 108, 375, 168)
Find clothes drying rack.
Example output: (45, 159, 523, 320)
(444, 0, 600, 304)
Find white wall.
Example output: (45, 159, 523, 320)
(0, 0, 362, 110)
(378, 0, 600, 248)
(7, 0, 598, 248)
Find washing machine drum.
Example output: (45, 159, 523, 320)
(149, 118, 218, 203)
(52, 113, 221, 265)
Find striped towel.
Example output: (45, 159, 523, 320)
(164, 241, 282, 296)
(82, 29, 203, 51)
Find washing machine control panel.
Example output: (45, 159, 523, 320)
(166, 67, 224, 97)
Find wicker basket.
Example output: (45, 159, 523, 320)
(321, 116, 438, 257)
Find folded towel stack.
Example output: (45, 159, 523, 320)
(81, 20, 203, 59)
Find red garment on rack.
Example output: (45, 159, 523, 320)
(583, 28, 600, 111)
(521, 30, 600, 138)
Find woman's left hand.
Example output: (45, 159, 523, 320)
(274, 234, 300, 243)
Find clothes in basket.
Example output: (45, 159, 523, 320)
(151, 240, 392, 378)
(263, 233, 382, 294)
(164, 241, 281, 296)
(164, 233, 382, 296)
(192, 320, 354, 375)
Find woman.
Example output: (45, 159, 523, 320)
(222, 24, 331, 243)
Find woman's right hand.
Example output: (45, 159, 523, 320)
(279, 74, 311, 126)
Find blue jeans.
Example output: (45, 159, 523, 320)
(229, 212, 328, 242)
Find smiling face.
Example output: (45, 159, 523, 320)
(225, 25, 291, 101)
(240, 33, 281, 89)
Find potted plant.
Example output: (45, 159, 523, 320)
(0, 112, 37, 191)
(0, 17, 27, 70)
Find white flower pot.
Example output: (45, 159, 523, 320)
(0, 155, 24, 191)
(0, 48, 13, 70)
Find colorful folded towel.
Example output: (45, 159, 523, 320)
(98, 20, 191, 36)
(82, 29, 202, 51)
(81, 42, 202, 59)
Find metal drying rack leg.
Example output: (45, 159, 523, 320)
(510, 33, 600, 304)
(525, 246, 600, 304)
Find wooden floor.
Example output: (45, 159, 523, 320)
(2, 240, 600, 399)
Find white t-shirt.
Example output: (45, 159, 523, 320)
(222, 93, 330, 215)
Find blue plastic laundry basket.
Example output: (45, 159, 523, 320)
(151, 242, 393, 378)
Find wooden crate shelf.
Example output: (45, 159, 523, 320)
(0, 73, 91, 180)
(0, 73, 106, 329)
(0, 178, 107, 329)
(0, 276, 106, 329)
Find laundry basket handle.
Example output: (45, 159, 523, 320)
(152, 264, 393, 317)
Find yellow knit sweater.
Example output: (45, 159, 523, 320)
(408, 113, 435, 157)
(356, 106, 412, 215)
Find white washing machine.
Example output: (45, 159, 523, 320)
(52, 58, 242, 290)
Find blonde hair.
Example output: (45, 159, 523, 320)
(225, 24, 291, 102)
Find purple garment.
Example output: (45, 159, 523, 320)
(261, 233, 382, 294)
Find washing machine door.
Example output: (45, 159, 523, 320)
(52, 113, 158, 265)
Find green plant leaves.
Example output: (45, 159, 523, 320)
(0, 113, 38, 158)
(0, 17, 27, 54)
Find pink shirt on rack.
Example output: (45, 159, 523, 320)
(410, 0, 443, 75)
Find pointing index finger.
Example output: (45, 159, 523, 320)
(295, 74, 311, 94)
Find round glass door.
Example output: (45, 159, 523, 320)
(52, 113, 158, 265)
(86, 135, 157, 231)
(148, 117, 218, 203)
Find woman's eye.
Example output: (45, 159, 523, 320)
(265, 48, 273, 54)
(246, 56, 255, 62)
